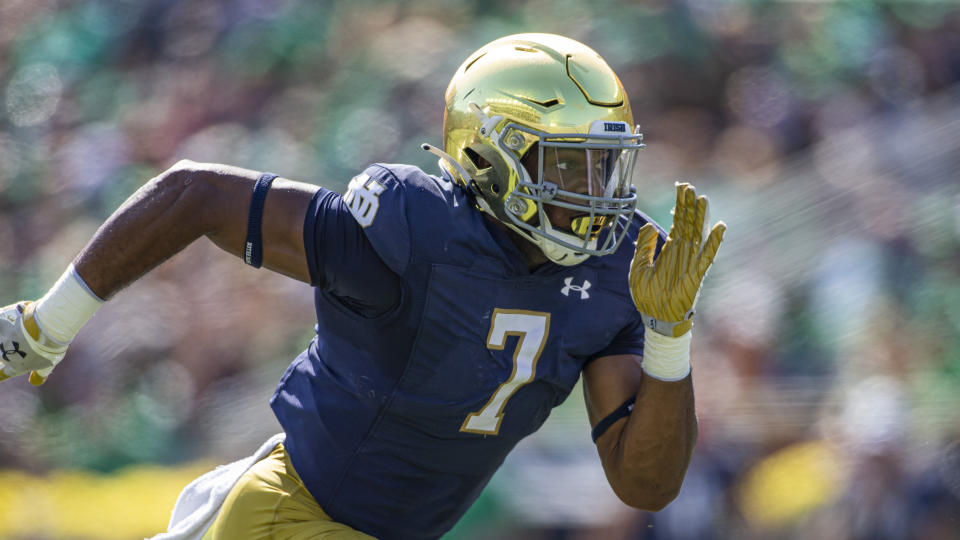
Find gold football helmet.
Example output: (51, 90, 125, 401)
(423, 33, 644, 266)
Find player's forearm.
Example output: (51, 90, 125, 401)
(603, 376, 697, 511)
(73, 160, 255, 299)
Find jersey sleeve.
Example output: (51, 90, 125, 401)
(302, 185, 402, 318)
(590, 315, 646, 360)
(339, 165, 412, 274)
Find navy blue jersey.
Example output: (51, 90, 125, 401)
(270, 164, 662, 540)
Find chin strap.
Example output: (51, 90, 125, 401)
(500, 219, 590, 266)
(537, 235, 590, 266)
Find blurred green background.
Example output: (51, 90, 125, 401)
(1, 0, 959, 538)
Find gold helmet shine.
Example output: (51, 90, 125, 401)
(424, 33, 644, 266)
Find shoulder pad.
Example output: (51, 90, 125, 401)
(342, 164, 463, 274)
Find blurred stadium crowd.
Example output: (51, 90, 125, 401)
(1, 0, 959, 539)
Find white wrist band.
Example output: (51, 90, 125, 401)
(34, 264, 104, 345)
(642, 328, 692, 381)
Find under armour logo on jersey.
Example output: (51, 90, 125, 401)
(1, 342, 26, 361)
(344, 173, 386, 228)
(561, 277, 591, 299)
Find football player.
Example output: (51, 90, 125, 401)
(0, 34, 724, 539)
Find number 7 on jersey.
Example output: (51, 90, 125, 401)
(461, 309, 551, 435)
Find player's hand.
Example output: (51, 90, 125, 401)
(0, 301, 66, 385)
(629, 182, 725, 337)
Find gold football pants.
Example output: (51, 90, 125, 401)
(201, 442, 375, 539)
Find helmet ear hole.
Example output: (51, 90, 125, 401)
(466, 143, 515, 198)
(464, 147, 492, 170)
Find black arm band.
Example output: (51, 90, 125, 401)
(244, 172, 279, 268)
(591, 396, 636, 443)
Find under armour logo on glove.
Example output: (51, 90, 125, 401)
(561, 277, 591, 300)
(1, 342, 26, 361)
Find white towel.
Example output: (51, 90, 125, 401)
(148, 433, 287, 540)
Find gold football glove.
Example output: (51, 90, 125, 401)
(0, 301, 66, 385)
(630, 182, 726, 337)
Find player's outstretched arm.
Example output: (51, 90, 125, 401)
(76, 160, 319, 297)
(1, 160, 319, 384)
(583, 182, 725, 510)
